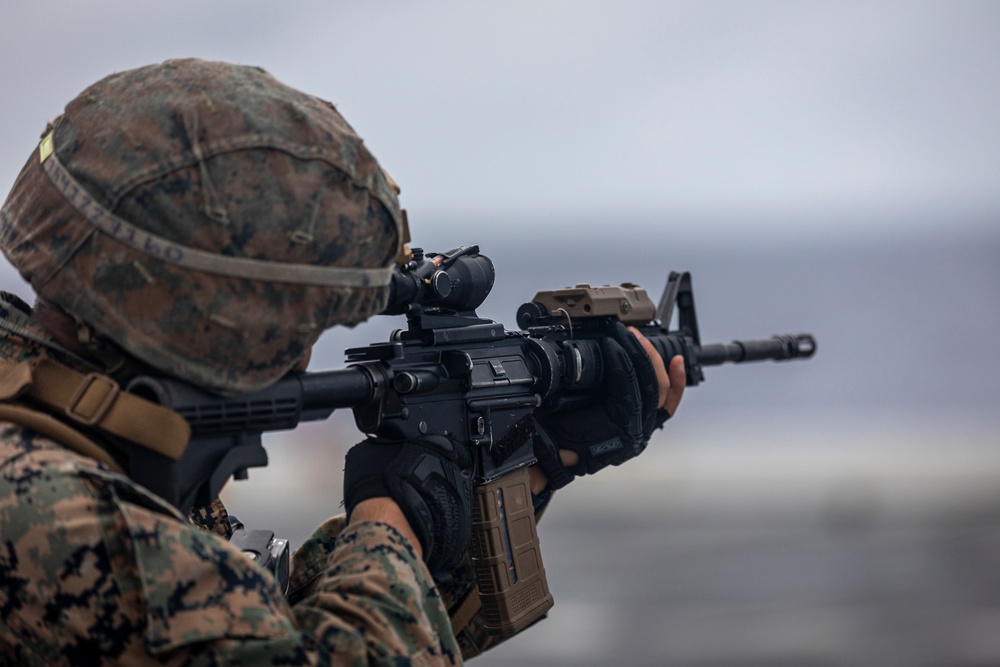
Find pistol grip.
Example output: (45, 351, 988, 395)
(470, 467, 554, 637)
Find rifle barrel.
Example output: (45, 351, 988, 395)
(697, 333, 816, 367)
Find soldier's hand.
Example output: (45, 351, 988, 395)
(531, 322, 685, 490)
(343, 435, 473, 578)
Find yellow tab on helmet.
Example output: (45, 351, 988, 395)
(39, 132, 55, 163)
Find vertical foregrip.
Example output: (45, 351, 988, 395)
(469, 467, 554, 637)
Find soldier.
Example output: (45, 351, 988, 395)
(0, 59, 683, 664)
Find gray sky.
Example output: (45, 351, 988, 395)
(1, 1, 998, 245)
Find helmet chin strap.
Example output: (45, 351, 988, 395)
(67, 314, 157, 387)
(75, 320, 126, 372)
(30, 299, 130, 377)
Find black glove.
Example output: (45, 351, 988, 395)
(343, 435, 473, 577)
(533, 322, 670, 490)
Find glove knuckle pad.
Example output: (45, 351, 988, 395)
(345, 439, 472, 577)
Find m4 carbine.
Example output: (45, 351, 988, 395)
(125, 244, 816, 638)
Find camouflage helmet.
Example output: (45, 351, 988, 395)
(0, 58, 403, 394)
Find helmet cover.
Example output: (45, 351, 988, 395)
(0, 58, 402, 394)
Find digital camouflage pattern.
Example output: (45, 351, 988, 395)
(189, 496, 243, 540)
(0, 58, 403, 395)
(0, 293, 463, 665)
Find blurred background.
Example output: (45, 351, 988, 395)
(2, 2, 998, 665)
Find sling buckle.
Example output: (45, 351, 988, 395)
(65, 372, 120, 426)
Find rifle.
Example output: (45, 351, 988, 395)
(124, 244, 816, 637)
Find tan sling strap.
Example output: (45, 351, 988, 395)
(0, 358, 190, 461)
(0, 403, 124, 473)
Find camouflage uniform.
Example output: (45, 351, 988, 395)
(0, 293, 463, 665)
(0, 58, 546, 665)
